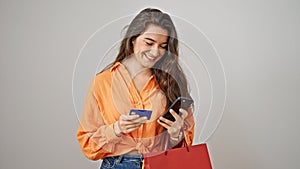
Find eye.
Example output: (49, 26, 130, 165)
(160, 45, 167, 49)
(145, 41, 153, 46)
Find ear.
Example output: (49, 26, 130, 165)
(132, 39, 136, 45)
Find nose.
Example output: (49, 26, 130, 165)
(149, 45, 160, 57)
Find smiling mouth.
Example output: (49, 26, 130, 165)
(144, 53, 156, 61)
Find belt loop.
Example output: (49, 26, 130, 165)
(116, 155, 123, 164)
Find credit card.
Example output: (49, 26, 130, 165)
(129, 109, 152, 120)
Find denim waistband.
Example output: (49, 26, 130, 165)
(101, 154, 144, 169)
(121, 153, 143, 160)
(104, 154, 144, 164)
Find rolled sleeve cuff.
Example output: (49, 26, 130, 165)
(89, 124, 123, 153)
(105, 123, 123, 143)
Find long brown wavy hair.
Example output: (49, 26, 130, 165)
(106, 8, 191, 106)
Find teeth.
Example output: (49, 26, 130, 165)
(144, 54, 155, 61)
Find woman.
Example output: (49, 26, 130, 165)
(76, 8, 194, 169)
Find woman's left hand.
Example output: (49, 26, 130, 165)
(157, 108, 188, 138)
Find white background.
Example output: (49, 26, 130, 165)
(1, 0, 299, 168)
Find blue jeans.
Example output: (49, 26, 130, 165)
(100, 154, 143, 169)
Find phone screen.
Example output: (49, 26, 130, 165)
(161, 97, 193, 122)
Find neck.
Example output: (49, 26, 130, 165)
(122, 57, 151, 79)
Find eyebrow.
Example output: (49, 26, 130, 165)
(144, 37, 168, 44)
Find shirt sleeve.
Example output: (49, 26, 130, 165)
(76, 80, 122, 160)
(182, 107, 195, 146)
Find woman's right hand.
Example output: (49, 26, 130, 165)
(114, 114, 147, 136)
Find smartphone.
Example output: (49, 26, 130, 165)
(161, 97, 194, 122)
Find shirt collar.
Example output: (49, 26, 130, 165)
(109, 62, 121, 72)
(109, 61, 155, 81)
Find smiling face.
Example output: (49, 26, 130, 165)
(131, 24, 169, 68)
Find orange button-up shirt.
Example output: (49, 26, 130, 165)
(76, 62, 194, 160)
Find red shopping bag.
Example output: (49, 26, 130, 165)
(143, 136, 213, 169)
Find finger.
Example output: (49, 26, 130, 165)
(121, 116, 147, 125)
(120, 120, 141, 127)
(158, 116, 174, 126)
(119, 120, 143, 127)
(157, 119, 171, 130)
(123, 126, 140, 134)
(120, 122, 143, 133)
(157, 120, 180, 137)
(179, 108, 188, 119)
(125, 117, 147, 128)
(123, 123, 142, 130)
(122, 114, 140, 120)
(131, 116, 148, 123)
(169, 109, 180, 121)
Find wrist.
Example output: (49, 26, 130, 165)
(113, 121, 122, 137)
(170, 131, 183, 141)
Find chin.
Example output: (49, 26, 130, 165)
(141, 62, 155, 69)
(142, 54, 160, 68)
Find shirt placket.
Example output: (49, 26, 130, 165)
(129, 81, 144, 110)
